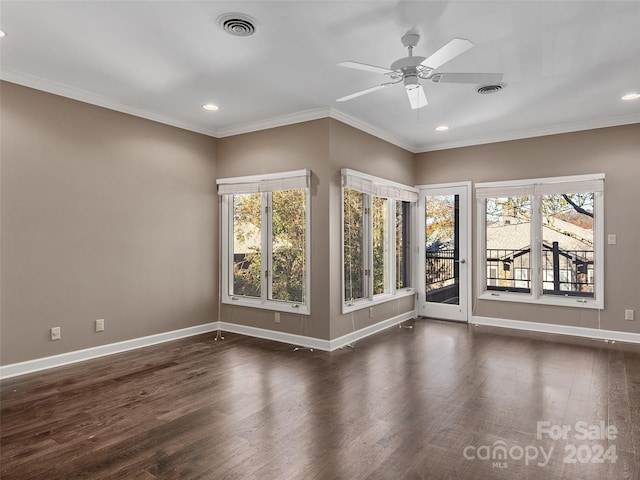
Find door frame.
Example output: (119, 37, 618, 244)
(416, 181, 473, 322)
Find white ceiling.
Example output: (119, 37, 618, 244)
(1, 1, 639, 152)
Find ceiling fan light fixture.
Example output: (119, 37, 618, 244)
(202, 103, 219, 111)
(406, 85, 428, 109)
(404, 74, 419, 90)
(621, 92, 640, 101)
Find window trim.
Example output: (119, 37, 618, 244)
(476, 173, 604, 309)
(341, 169, 418, 314)
(218, 169, 311, 315)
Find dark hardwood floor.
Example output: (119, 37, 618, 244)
(1, 319, 639, 479)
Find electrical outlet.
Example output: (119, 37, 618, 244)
(608, 234, 617, 245)
(369, 307, 374, 318)
(625, 310, 635, 321)
(95, 319, 105, 332)
(51, 327, 61, 341)
(274, 312, 280, 323)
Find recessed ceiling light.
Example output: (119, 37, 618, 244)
(0, 30, 6, 38)
(202, 104, 219, 111)
(621, 93, 640, 101)
(435, 125, 449, 131)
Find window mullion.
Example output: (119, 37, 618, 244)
(365, 194, 373, 300)
(594, 191, 604, 304)
(222, 195, 231, 299)
(477, 198, 487, 298)
(262, 192, 271, 304)
(531, 195, 542, 300)
(388, 199, 396, 295)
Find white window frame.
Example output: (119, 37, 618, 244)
(476, 173, 604, 309)
(218, 169, 311, 315)
(341, 169, 418, 314)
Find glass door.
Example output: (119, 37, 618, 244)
(418, 183, 470, 322)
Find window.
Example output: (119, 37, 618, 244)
(477, 174, 604, 308)
(372, 196, 389, 295)
(396, 200, 411, 290)
(344, 188, 367, 302)
(485, 195, 532, 293)
(232, 193, 262, 298)
(218, 169, 311, 314)
(342, 169, 417, 312)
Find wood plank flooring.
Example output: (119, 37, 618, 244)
(2, 319, 639, 479)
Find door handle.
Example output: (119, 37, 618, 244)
(455, 259, 466, 264)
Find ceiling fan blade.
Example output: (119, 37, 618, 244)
(338, 61, 394, 75)
(421, 38, 474, 70)
(406, 85, 428, 109)
(336, 84, 388, 102)
(430, 72, 503, 84)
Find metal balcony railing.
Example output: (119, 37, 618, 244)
(485, 242, 594, 297)
(426, 249, 457, 291)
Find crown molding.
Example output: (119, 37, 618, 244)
(0, 70, 418, 152)
(0, 69, 220, 137)
(416, 114, 640, 153)
(216, 106, 417, 153)
(329, 108, 417, 153)
(215, 106, 331, 138)
(3, 69, 637, 155)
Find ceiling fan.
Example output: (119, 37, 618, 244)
(336, 32, 503, 109)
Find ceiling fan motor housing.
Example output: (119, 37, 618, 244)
(390, 56, 428, 73)
(401, 33, 420, 49)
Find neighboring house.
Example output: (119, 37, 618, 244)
(486, 217, 594, 295)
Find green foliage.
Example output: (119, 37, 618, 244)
(271, 189, 306, 303)
(395, 201, 409, 290)
(426, 195, 456, 248)
(232, 190, 307, 303)
(233, 193, 262, 298)
(343, 188, 365, 300)
(343, 191, 398, 298)
(372, 196, 388, 295)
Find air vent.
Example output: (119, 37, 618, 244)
(217, 13, 257, 37)
(477, 84, 505, 95)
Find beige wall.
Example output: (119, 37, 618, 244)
(217, 119, 332, 340)
(1, 82, 219, 364)
(328, 119, 416, 338)
(415, 124, 640, 334)
(216, 118, 416, 340)
(2, 80, 636, 368)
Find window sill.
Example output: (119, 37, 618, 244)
(222, 296, 310, 315)
(342, 288, 415, 314)
(479, 291, 603, 309)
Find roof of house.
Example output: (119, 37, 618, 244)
(486, 217, 593, 252)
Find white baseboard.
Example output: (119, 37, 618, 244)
(0, 312, 419, 379)
(472, 316, 640, 344)
(220, 311, 414, 351)
(329, 311, 415, 350)
(219, 322, 332, 351)
(19, 312, 633, 379)
(0, 323, 220, 380)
